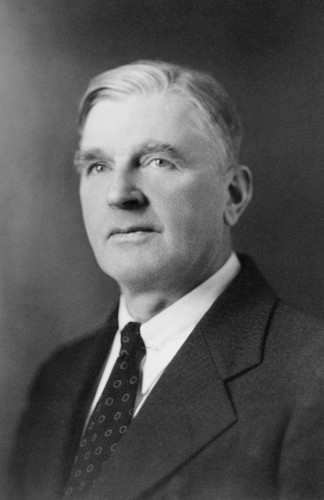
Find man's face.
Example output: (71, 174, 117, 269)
(78, 92, 232, 297)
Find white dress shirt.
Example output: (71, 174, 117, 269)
(89, 253, 240, 418)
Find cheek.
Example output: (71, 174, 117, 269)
(161, 179, 224, 235)
(158, 199, 213, 253)
(80, 192, 102, 239)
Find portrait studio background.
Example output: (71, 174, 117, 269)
(1, 0, 323, 495)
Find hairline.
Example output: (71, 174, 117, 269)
(78, 61, 242, 173)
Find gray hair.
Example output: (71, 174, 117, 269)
(79, 60, 243, 170)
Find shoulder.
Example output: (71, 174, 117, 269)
(235, 254, 324, 362)
(273, 299, 323, 329)
(43, 326, 108, 371)
(268, 303, 324, 472)
(29, 313, 118, 401)
(270, 299, 324, 355)
(266, 299, 324, 400)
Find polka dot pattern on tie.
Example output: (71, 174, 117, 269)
(64, 322, 145, 498)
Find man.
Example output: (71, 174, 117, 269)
(11, 61, 324, 500)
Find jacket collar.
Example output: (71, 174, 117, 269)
(201, 254, 277, 380)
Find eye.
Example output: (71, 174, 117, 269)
(146, 158, 174, 169)
(87, 162, 107, 175)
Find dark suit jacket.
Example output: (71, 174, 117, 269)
(10, 256, 324, 500)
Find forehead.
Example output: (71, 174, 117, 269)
(79, 92, 204, 152)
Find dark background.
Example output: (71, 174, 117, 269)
(1, 0, 323, 493)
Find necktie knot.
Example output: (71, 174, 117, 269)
(120, 322, 145, 359)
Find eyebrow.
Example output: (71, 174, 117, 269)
(138, 142, 182, 159)
(73, 148, 110, 172)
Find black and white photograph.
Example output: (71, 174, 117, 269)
(1, 1, 324, 499)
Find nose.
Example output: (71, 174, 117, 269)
(105, 169, 147, 209)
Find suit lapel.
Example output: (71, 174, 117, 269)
(88, 256, 278, 500)
(89, 329, 236, 500)
(201, 254, 277, 380)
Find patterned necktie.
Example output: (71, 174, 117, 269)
(64, 322, 145, 498)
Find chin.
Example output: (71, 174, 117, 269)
(99, 260, 159, 288)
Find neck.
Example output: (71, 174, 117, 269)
(120, 250, 233, 323)
(120, 289, 183, 323)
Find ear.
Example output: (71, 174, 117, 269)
(223, 165, 253, 227)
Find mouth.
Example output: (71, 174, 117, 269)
(109, 226, 155, 237)
(108, 226, 158, 244)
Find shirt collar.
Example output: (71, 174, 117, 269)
(118, 252, 240, 351)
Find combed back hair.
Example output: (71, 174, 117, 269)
(79, 60, 243, 170)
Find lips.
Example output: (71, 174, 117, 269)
(109, 226, 155, 237)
